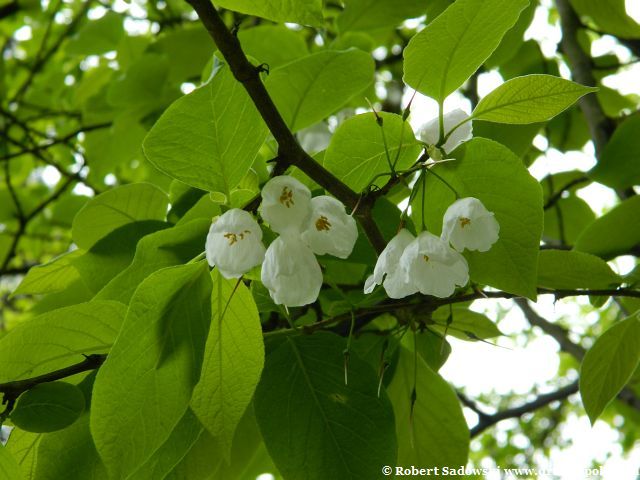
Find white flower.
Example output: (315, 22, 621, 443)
(261, 236, 323, 307)
(417, 108, 472, 154)
(259, 175, 312, 235)
(441, 197, 500, 252)
(364, 229, 418, 299)
(301, 196, 358, 259)
(400, 231, 469, 298)
(205, 209, 266, 279)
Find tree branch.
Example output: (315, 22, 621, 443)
(185, 0, 386, 253)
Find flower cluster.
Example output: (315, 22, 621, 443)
(205, 175, 358, 307)
(365, 197, 499, 299)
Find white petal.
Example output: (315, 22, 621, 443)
(259, 175, 312, 235)
(301, 196, 358, 259)
(205, 209, 266, 279)
(416, 109, 472, 153)
(364, 274, 376, 294)
(442, 197, 500, 252)
(383, 268, 418, 299)
(366, 229, 415, 293)
(261, 236, 323, 307)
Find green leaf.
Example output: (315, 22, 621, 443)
(0, 301, 126, 383)
(143, 64, 268, 194)
(471, 75, 597, 124)
(5, 429, 41, 480)
(324, 112, 421, 192)
(485, 0, 537, 68)
(190, 270, 264, 458)
(90, 262, 212, 479)
(71, 183, 168, 250)
(537, 249, 620, 290)
(13, 250, 82, 297)
(156, 26, 216, 83)
(11, 382, 85, 433)
(473, 121, 541, 157)
(337, 0, 428, 32)
(0, 445, 20, 480)
(254, 332, 397, 480)
(96, 219, 210, 304)
(34, 414, 108, 480)
(574, 196, 640, 260)
(213, 0, 323, 26)
(403, 0, 529, 101)
(66, 11, 125, 55)
(266, 49, 374, 132)
(570, 0, 640, 39)
(580, 314, 640, 424)
(238, 25, 308, 67)
(413, 138, 543, 298)
(544, 196, 595, 245)
(387, 346, 469, 467)
(431, 307, 504, 341)
(589, 114, 640, 189)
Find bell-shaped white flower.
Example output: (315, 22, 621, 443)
(417, 108, 472, 154)
(400, 231, 469, 298)
(364, 229, 418, 299)
(301, 196, 358, 259)
(441, 197, 500, 252)
(261, 236, 323, 307)
(205, 209, 266, 279)
(259, 175, 312, 235)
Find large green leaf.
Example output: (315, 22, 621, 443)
(471, 75, 597, 124)
(589, 114, 640, 189)
(11, 382, 85, 433)
(580, 315, 640, 424)
(543, 195, 595, 245)
(413, 138, 543, 298)
(254, 332, 397, 480)
(96, 219, 210, 304)
(323, 112, 421, 192)
(71, 183, 168, 250)
(238, 25, 308, 68)
(5, 429, 41, 480)
(0, 445, 20, 480)
(13, 250, 82, 297)
(190, 270, 264, 458)
(0, 301, 126, 383)
(213, 0, 323, 26)
(570, 0, 640, 39)
(66, 11, 125, 55)
(266, 49, 374, 133)
(430, 307, 503, 341)
(143, 64, 268, 194)
(574, 196, 640, 259)
(537, 249, 620, 290)
(403, 0, 528, 101)
(34, 414, 108, 480)
(337, 0, 428, 32)
(91, 262, 212, 479)
(387, 346, 469, 467)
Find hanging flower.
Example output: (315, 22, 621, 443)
(399, 231, 469, 298)
(364, 229, 418, 299)
(441, 197, 500, 252)
(261, 236, 323, 307)
(417, 108, 472, 154)
(205, 209, 266, 279)
(259, 175, 312, 235)
(301, 195, 358, 259)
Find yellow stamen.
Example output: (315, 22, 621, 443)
(423, 255, 430, 262)
(315, 215, 331, 231)
(224, 230, 251, 245)
(459, 217, 471, 228)
(279, 186, 294, 208)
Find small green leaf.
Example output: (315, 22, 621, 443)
(580, 314, 640, 424)
(190, 270, 264, 458)
(71, 183, 168, 250)
(537, 250, 621, 290)
(589, 114, 640, 190)
(324, 112, 421, 192)
(472, 75, 597, 124)
(574, 196, 640, 260)
(66, 11, 124, 55)
(143, 64, 268, 194)
(213, 0, 323, 26)
(254, 332, 397, 480)
(11, 382, 85, 433)
(431, 307, 503, 341)
(570, 0, 640, 39)
(337, 0, 428, 32)
(13, 250, 82, 297)
(266, 49, 374, 133)
(91, 262, 212, 479)
(403, 0, 528, 102)
(387, 347, 469, 467)
(413, 138, 543, 299)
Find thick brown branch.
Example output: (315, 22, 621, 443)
(184, 0, 386, 252)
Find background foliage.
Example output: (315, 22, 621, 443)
(1, 0, 640, 478)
